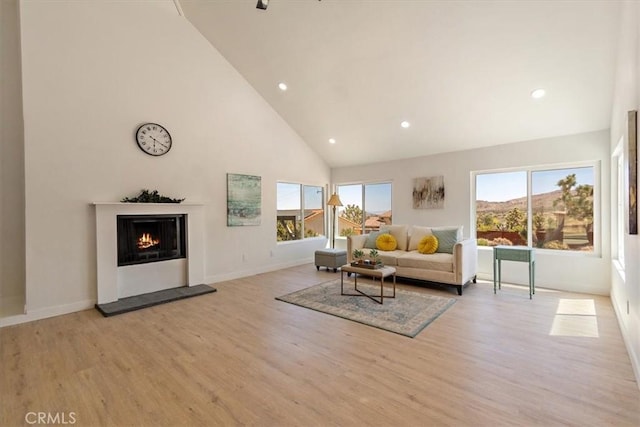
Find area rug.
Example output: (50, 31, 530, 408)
(276, 279, 455, 338)
(95, 284, 216, 317)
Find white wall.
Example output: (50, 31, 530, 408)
(609, 0, 640, 387)
(0, 0, 26, 315)
(15, 0, 329, 320)
(332, 130, 611, 295)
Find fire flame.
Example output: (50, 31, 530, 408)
(137, 233, 159, 249)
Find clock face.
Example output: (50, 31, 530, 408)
(135, 123, 172, 156)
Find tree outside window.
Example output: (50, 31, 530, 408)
(277, 183, 324, 242)
(475, 166, 595, 252)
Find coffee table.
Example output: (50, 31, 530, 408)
(340, 264, 396, 304)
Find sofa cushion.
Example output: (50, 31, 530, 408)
(364, 231, 384, 249)
(376, 233, 397, 251)
(397, 251, 454, 272)
(377, 250, 405, 267)
(418, 235, 438, 254)
(432, 226, 463, 254)
(380, 224, 409, 251)
(408, 226, 433, 251)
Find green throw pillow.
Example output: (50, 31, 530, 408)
(432, 228, 459, 253)
(364, 231, 383, 249)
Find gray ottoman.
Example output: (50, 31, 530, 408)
(315, 248, 347, 272)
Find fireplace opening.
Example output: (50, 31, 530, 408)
(117, 214, 187, 266)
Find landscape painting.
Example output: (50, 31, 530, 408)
(413, 176, 445, 209)
(227, 173, 261, 226)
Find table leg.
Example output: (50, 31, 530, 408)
(493, 257, 497, 294)
(529, 260, 535, 298)
(528, 260, 532, 299)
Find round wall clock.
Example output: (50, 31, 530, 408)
(135, 123, 172, 156)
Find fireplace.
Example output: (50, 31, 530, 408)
(117, 214, 186, 266)
(94, 203, 204, 304)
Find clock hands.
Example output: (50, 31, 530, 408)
(149, 135, 169, 150)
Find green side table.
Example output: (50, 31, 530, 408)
(493, 245, 535, 299)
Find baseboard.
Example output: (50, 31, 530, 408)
(611, 287, 640, 390)
(0, 299, 94, 328)
(206, 258, 313, 284)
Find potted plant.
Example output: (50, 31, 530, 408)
(352, 249, 364, 266)
(368, 249, 382, 267)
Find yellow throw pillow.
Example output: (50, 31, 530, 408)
(376, 233, 397, 251)
(418, 235, 438, 254)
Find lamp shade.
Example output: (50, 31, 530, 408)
(327, 193, 343, 207)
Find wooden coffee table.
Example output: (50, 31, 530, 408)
(340, 264, 396, 304)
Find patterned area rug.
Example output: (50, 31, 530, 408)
(276, 279, 456, 338)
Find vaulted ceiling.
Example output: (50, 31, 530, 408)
(181, 0, 621, 168)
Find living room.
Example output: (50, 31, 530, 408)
(1, 0, 639, 425)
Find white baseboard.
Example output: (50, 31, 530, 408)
(0, 299, 95, 328)
(206, 258, 313, 284)
(611, 287, 640, 391)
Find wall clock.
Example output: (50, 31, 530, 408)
(135, 123, 172, 156)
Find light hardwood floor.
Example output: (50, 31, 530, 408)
(1, 264, 639, 426)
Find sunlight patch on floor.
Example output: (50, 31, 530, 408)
(550, 299, 599, 337)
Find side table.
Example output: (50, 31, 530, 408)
(493, 245, 535, 299)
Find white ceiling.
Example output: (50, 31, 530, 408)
(180, 0, 621, 168)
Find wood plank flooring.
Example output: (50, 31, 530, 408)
(1, 264, 639, 426)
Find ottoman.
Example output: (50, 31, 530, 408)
(315, 248, 347, 272)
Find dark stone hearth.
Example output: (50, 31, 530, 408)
(95, 284, 216, 317)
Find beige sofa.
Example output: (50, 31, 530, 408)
(347, 224, 477, 295)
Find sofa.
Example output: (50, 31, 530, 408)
(347, 224, 477, 295)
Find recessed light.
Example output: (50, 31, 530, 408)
(328, 138, 336, 144)
(278, 82, 288, 91)
(531, 88, 546, 99)
(400, 121, 411, 128)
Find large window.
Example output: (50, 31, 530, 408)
(336, 182, 392, 236)
(474, 165, 596, 252)
(276, 183, 324, 241)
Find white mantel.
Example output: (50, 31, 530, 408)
(93, 203, 205, 304)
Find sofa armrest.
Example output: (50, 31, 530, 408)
(453, 238, 478, 284)
(347, 235, 367, 263)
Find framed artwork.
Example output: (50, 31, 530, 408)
(227, 173, 261, 226)
(628, 110, 637, 235)
(413, 176, 445, 209)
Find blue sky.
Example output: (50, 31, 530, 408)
(337, 183, 392, 214)
(277, 183, 323, 210)
(476, 167, 594, 202)
(277, 182, 392, 213)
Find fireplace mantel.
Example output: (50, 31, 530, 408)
(93, 202, 205, 304)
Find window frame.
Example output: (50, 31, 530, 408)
(276, 182, 326, 243)
(335, 180, 393, 237)
(613, 139, 625, 268)
(471, 161, 601, 257)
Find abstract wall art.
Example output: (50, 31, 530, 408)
(628, 110, 637, 235)
(413, 176, 445, 209)
(227, 173, 261, 226)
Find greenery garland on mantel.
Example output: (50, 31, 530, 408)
(121, 189, 185, 204)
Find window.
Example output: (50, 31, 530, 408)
(474, 165, 595, 252)
(276, 183, 324, 241)
(336, 182, 392, 236)
(614, 143, 625, 267)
